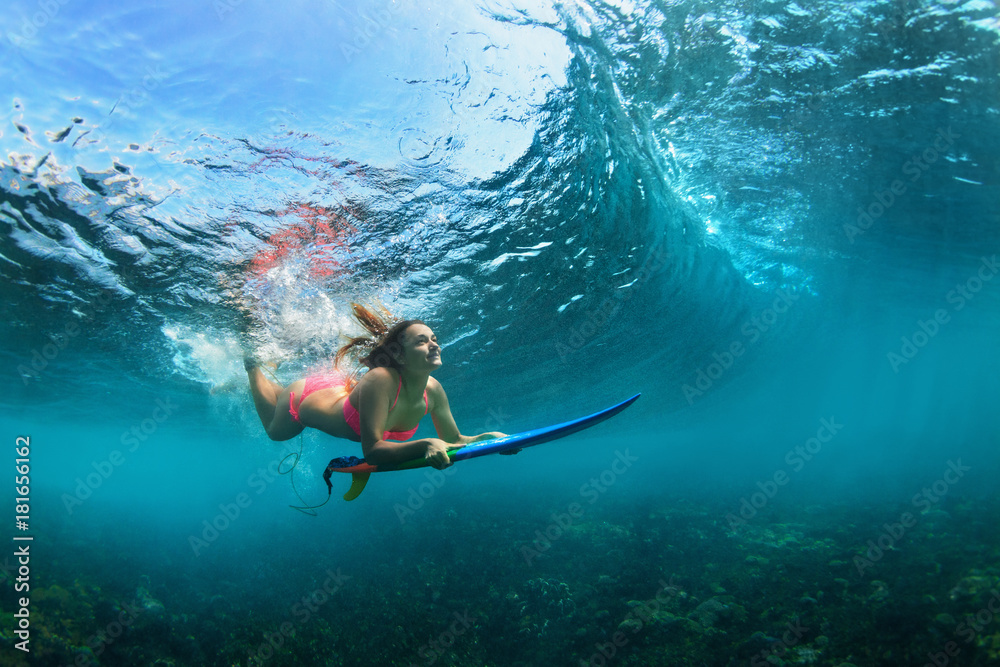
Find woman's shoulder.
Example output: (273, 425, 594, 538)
(356, 366, 396, 390)
(425, 375, 446, 400)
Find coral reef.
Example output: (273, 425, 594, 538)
(17, 492, 1000, 666)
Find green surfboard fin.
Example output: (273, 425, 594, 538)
(344, 472, 371, 501)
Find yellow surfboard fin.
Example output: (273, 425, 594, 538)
(343, 472, 371, 501)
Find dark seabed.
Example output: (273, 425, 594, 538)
(1, 0, 999, 665)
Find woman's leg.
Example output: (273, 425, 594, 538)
(245, 361, 304, 441)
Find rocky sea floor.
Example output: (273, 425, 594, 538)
(4, 491, 999, 666)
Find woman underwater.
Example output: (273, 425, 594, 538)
(245, 303, 506, 469)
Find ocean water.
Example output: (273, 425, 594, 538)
(1, 0, 999, 665)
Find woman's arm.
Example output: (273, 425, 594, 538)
(357, 369, 455, 468)
(428, 378, 506, 445)
(455, 432, 507, 445)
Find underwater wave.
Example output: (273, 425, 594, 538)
(1, 0, 998, 424)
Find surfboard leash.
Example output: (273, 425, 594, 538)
(280, 434, 333, 515)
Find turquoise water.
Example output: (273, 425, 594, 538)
(2, 0, 999, 665)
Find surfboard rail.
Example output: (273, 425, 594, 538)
(322, 393, 640, 501)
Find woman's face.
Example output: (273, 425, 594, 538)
(397, 324, 442, 371)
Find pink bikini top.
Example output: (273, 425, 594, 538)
(343, 373, 427, 441)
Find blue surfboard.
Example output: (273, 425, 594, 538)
(323, 393, 640, 500)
